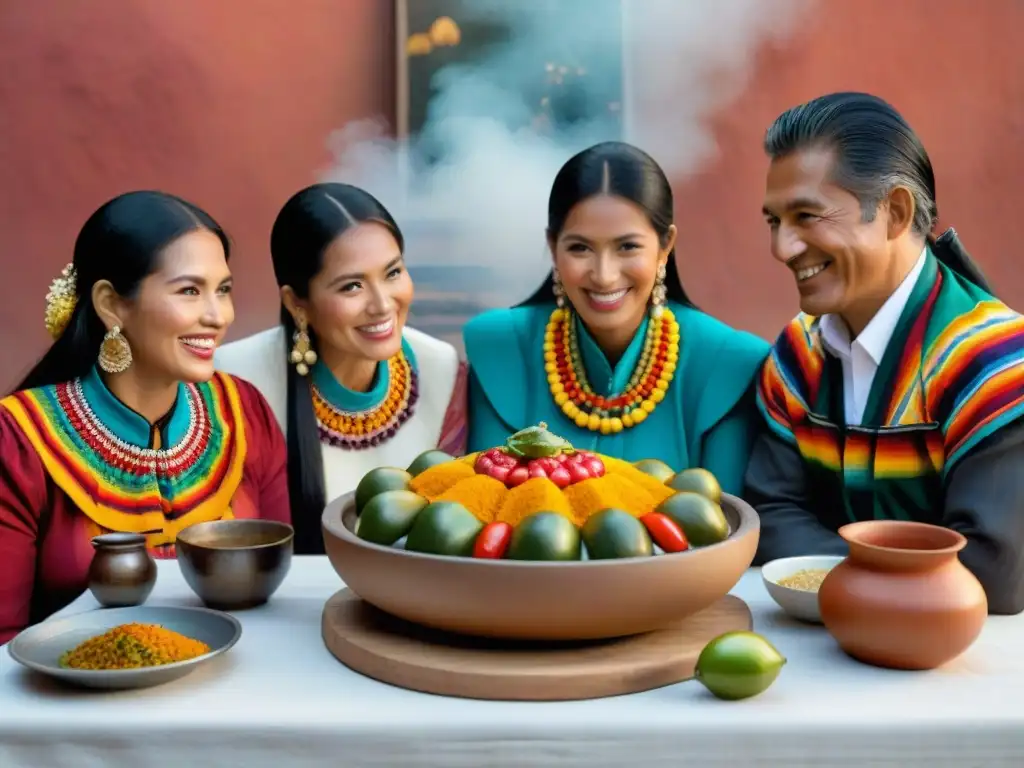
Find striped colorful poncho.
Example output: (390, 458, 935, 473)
(756, 251, 1024, 526)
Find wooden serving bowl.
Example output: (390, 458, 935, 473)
(321, 492, 759, 641)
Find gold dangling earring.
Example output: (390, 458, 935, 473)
(98, 325, 133, 374)
(650, 263, 667, 318)
(552, 269, 567, 309)
(290, 317, 317, 376)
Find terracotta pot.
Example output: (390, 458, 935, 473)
(818, 520, 987, 670)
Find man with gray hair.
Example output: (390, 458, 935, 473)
(745, 91, 1024, 614)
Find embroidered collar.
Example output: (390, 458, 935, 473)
(0, 371, 247, 548)
(79, 366, 191, 449)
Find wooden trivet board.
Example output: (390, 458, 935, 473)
(321, 588, 752, 701)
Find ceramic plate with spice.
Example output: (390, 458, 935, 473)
(761, 555, 846, 623)
(6, 605, 242, 690)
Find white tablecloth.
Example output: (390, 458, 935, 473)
(1, 558, 1022, 767)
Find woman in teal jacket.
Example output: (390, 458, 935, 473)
(463, 141, 769, 496)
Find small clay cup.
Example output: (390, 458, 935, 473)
(818, 520, 987, 670)
(88, 533, 158, 608)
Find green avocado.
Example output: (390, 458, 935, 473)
(355, 490, 429, 546)
(694, 631, 786, 701)
(407, 449, 455, 478)
(656, 491, 730, 547)
(506, 511, 582, 561)
(633, 458, 675, 483)
(354, 467, 412, 514)
(404, 501, 483, 557)
(580, 508, 653, 560)
(666, 467, 722, 504)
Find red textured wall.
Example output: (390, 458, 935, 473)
(0, 0, 395, 388)
(1, 0, 1020, 388)
(675, 0, 1024, 337)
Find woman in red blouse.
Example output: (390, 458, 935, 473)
(0, 191, 290, 644)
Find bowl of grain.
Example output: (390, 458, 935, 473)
(6, 605, 241, 690)
(762, 555, 846, 623)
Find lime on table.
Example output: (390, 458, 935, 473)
(694, 631, 786, 701)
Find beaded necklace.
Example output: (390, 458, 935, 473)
(60, 378, 211, 474)
(311, 351, 419, 450)
(544, 306, 680, 433)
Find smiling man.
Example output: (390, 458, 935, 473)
(745, 92, 1024, 614)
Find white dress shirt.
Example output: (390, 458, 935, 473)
(819, 248, 928, 425)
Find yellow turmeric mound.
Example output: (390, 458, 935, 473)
(563, 475, 652, 526)
(409, 460, 477, 498)
(600, 457, 677, 504)
(437, 474, 508, 522)
(496, 477, 573, 526)
(410, 453, 678, 526)
(59, 623, 211, 670)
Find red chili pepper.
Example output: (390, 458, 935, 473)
(473, 521, 513, 559)
(640, 512, 689, 553)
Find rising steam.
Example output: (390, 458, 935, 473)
(320, 0, 814, 307)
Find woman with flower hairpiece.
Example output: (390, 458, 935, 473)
(0, 191, 290, 643)
(463, 142, 770, 494)
(214, 183, 466, 555)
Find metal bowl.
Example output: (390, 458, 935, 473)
(176, 519, 294, 610)
(6, 605, 241, 690)
(321, 491, 759, 641)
